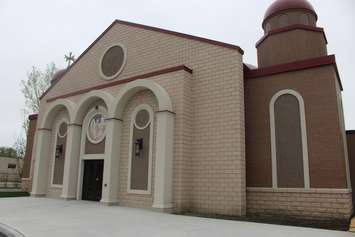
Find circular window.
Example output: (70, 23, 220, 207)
(100, 44, 126, 80)
(135, 109, 151, 129)
(58, 122, 68, 138)
(87, 113, 106, 144)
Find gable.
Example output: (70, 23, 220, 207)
(41, 19, 243, 101)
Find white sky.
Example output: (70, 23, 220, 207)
(0, 0, 354, 147)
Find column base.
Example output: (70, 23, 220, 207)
(151, 204, 173, 213)
(61, 196, 76, 200)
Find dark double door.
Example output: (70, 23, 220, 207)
(82, 160, 104, 201)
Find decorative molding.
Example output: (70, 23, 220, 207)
(105, 117, 123, 122)
(38, 128, 52, 132)
(46, 65, 192, 103)
(256, 24, 326, 47)
(245, 55, 343, 91)
(269, 89, 310, 189)
(155, 110, 176, 115)
(346, 130, 355, 135)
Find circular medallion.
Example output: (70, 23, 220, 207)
(135, 109, 151, 129)
(87, 113, 106, 144)
(100, 44, 126, 80)
(58, 122, 68, 138)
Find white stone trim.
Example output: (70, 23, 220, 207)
(73, 90, 113, 124)
(76, 105, 108, 200)
(127, 104, 154, 195)
(110, 79, 173, 119)
(269, 89, 310, 189)
(99, 43, 127, 80)
(39, 99, 75, 129)
(50, 117, 68, 188)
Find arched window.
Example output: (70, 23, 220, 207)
(51, 119, 68, 187)
(270, 90, 309, 189)
(128, 104, 154, 194)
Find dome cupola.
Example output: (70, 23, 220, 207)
(263, 0, 318, 33)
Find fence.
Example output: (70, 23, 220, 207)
(0, 172, 21, 188)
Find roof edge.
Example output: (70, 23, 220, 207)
(347, 130, 355, 135)
(40, 19, 243, 100)
(245, 55, 343, 91)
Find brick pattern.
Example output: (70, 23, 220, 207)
(247, 188, 353, 220)
(37, 23, 245, 215)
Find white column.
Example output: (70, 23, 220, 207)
(152, 111, 174, 210)
(31, 129, 52, 197)
(61, 124, 82, 200)
(100, 118, 122, 205)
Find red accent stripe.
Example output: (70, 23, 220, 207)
(46, 65, 192, 102)
(256, 25, 327, 47)
(245, 55, 343, 90)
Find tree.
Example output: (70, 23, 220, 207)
(14, 63, 58, 170)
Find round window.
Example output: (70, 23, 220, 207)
(58, 122, 68, 138)
(87, 113, 106, 144)
(100, 44, 126, 80)
(135, 109, 151, 129)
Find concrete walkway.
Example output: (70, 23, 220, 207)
(0, 197, 353, 237)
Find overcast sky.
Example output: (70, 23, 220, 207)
(0, 0, 354, 147)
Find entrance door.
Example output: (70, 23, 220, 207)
(82, 160, 104, 201)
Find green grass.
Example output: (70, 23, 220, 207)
(0, 192, 29, 198)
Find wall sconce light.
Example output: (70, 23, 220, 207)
(135, 138, 143, 158)
(55, 144, 63, 159)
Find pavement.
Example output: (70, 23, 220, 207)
(0, 197, 353, 237)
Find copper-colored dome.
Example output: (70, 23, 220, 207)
(51, 69, 67, 84)
(263, 0, 317, 25)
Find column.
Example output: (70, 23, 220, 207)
(61, 124, 82, 200)
(152, 111, 174, 210)
(100, 118, 122, 205)
(31, 129, 51, 197)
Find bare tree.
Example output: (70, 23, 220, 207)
(14, 63, 58, 170)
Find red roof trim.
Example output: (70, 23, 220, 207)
(28, 114, 38, 120)
(46, 65, 192, 103)
(256, 25, 327, 47)
(245, 55, 343, 90)
(40, 19, 243, 100)
(115, 20, 244, 54)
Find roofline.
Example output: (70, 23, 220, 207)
(347, 130, 355, 135)
(245, 55, 343, 91)
(39, 19, 243, 100)
(256, 25, 327, 48)
(46, 65, 192, 103)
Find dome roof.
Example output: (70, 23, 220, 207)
(51, 69, 67, 84)
(263, 0, 317, 25)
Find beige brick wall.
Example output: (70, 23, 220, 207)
(247, 188, 353, 220)
(37, 22, 245, 215)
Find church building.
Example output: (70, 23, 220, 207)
(23, 0, 354, 224)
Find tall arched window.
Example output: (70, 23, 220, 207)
(51, 119, 68, 187)
(128, 104, 154, 194)
(270, 90, 309, 189)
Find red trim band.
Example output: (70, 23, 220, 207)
(46, 65, 192, 103)
(256, 25, 327, 47)
(245, 55, 343, 90)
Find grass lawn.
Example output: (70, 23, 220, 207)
(0, 192, 29, 198)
